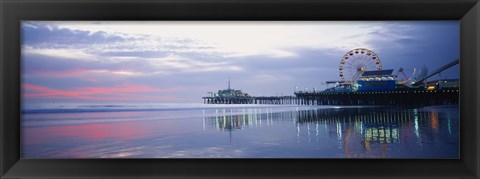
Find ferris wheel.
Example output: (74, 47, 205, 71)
(339, 48, 382, 84)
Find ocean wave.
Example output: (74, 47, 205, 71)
(22, 103, 290, 114)
(21, 104, 375, 127)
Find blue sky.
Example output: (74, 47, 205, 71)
(21, 21, 459, 104)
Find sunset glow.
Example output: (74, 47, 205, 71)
(21, 21, 459, 105)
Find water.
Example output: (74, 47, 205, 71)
(21, 104, 459, 158)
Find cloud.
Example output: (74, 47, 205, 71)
(22, 48, 242, 79)
(22, 22, 128, 45)
(23, 83, 179, 101)
(21, 21, 418, 78)
(25, 67, 148, 79)
(23, 46, 100, 61)
(21, 21, 459, 104)
(28, 68, 90, 77)
(25, 21, 407, 59)
(145, 55, 243, 74)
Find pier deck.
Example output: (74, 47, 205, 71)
(294, 89, 458, 106)
(202, 96, 296, 105)
(203, 89, 458, 106)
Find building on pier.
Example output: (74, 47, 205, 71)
(354, 69, 397, 92)
(203, 77, 254, 104)
(208, 77, 251, 98)
(324, 69, 397, 93)
(425, 79, 460, 91)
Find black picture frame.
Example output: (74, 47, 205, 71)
(1, 0, 479, 178)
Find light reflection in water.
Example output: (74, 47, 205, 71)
(203, 106, 458, 158)
(414, 109, 420, 142)
(448, 114, 452, 135)
(22, 106, 459, 158)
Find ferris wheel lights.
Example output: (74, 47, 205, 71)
(339, 48, 382, 84)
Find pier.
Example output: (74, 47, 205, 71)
(202, 96, 297, 105)
(294, 89, 458, 106)
(203, 89, 458, 106)
(202, 51, 459, 106)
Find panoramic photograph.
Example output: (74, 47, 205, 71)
(21, 21, 459, 158)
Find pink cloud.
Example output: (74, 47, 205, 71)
(82, 78, 100, 83)
(79, 85, 157, 94)
(23, 83, 180, 101)
(30, 68, 90, 77)
(28, 68, 144, 77)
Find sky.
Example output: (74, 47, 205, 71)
(21, 21, 459, 105)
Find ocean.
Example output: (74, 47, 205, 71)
(21, 103, 459, 158)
